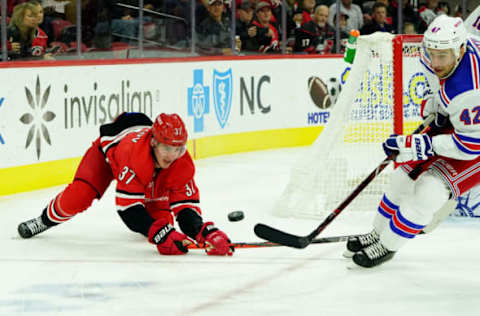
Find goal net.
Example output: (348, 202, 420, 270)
(274, 33, 425, 220)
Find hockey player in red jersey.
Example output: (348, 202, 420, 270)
(18, 112, 233, 256)
(345, 15, 480, 267)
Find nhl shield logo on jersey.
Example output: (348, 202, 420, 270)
(212, 69, 233, 129)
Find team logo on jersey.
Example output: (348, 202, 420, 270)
(454, 187, 480, 218)
(212, 68, 233, 129)
(431, 26, 441, 33)
(187, 69, 210, 133)
(0, 97, 5, 145)
(20, 75, 56, 159)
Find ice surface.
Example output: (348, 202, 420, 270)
(1, 147, 480, 316)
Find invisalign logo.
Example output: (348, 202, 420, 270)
(19, 76, 56, 159)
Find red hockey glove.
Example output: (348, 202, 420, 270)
(148, 218, 193, 255)
(196, 222, 234, 256)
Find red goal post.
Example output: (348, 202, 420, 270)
(393, 34, 424, 135)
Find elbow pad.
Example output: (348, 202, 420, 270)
(176, 208, 204, 240)
(117, 205, 155, 237)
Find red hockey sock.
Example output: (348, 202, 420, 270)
(46, 180, 98, 223)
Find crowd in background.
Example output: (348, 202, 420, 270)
(0, 0, 474, 61)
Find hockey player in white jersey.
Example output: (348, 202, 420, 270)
(346, 15, 480, 268)
(465, 5, 480, 39)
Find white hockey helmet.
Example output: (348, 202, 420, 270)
(423, 15, 468, 59)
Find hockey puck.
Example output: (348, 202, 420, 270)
(228, 211, 244, 222)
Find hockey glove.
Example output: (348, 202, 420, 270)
(148, 218, 193, 255)
(420, 89, 437, 119)
(196, 222, 234, 256)
(420, 92, 449, 133)
(383, 134, 434, 163)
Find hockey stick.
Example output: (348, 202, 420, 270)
(187, 234, 356, 250)
(254, 115, 436, 249)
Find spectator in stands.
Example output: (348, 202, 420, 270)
(7, 2, 40, 60)
(29, 0, 54, 59)
(328, 0, 363, 33)
(360, 2, 394, 35)
(164, 0, 191, 47)
(361, 3, 372, 26)
(438, 1, 451, 16)
(111, 1, 156, 44)
(196, 0, 238, 55)
(31, 0, 54, 44)
(243, 0, 280, 54)
(331, 11, 349, 53)
(85, 0, 117, 50)
(282, 0, 302, 44)
(418, 0, 442, 33)
(268, 0, 283, 26)
(292, 8, 304, 29)
(195, 0, 212, 27)
(390, 0, 419, 34)
(294, 5, 337, 54)
(402, 21, 417, 34)
(111, 1, 139, 43)
(298, 0, 316, 24)
(365, 0, 404, 26)
(236, 0, 256, 51)
(286, 8, 305, 50)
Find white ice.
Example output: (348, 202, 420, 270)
(1, 147, 480, 316)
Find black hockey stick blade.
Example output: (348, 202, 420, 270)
(254, 223, 312, 249)
(254, 115, 435, 249)
(254, 211, 338, 249)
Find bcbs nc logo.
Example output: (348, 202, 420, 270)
(212, 69, 232, 129)
(187, 68, 233, 132)
(188, 69, 210, 133)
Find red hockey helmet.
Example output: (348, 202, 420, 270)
(152, 113, 188, 147)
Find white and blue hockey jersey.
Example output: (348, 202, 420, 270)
(421, 38, 480, 160)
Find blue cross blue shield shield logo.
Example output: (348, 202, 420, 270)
(188, 69, 210, 133)
(212, 69, 233, 129)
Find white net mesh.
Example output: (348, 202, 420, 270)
(274, 33, 423, 220)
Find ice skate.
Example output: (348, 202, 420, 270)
(352, 241, 395, 268)
(18, 215, 53, 239)
(343, 230, 380, 258)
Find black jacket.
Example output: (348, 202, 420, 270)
(360, 20, 394, 36)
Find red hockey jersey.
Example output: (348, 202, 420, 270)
(99, 126, 201, 224)
(31, 27, 48, 56)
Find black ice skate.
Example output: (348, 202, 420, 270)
(18, 211, 57, 239)
(343, 230, 380, 258)
(352, 241, 395, 268)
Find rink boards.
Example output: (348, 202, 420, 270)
(0, 56, 345, 195)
